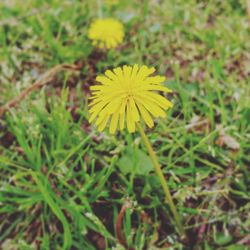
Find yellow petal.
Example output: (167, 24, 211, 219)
(128, 97, 140, 121)
(89, 112, 97, 123)
(142, 85, 171, 92)
(96, 76, 113, 85)
(109, 111, 119, 134)
(105, 69, 117, 80)
(89, 101, 107, 114)
(137, 102, 154, 128)
(139, 92, 173, 109)
(105, 99, 122, 114)
(137, 65, 155, 79)
(123, 65, 132, 78)
(95, 111, 109, 126)
(131, 64, 139, 78)
(135, 97, 166, 118)
(114, 67, 123, 80)
(143, 76, 166, 85)
(126, 105, 136, 133)
(120, 111, 125, 130)
(119, 99, 127, 114)
(98, 115, 109, 132)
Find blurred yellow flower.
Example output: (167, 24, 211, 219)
(88, 65, 173, 133)
(88, 18, 124, 49)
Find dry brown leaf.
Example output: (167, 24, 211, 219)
(216, 133, 240, 150)
(186, 115, 210, 134)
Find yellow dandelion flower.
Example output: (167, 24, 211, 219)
(88, 65, 173, 134)
(87, 18, 124, 49)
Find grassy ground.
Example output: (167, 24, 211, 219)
(0, 0, 249, 249)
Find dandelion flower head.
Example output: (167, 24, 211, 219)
(88, 18, 124, 49)
(88, 65, 173, 134)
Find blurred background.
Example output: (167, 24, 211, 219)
(0, 0, 249, 249)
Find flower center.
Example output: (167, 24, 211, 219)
(125, 86, 134, 98)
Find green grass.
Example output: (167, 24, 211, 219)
(0, 0, 249, 249)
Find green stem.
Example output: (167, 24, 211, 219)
(137, 123, 184, 235)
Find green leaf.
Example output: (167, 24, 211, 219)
(214, 232, 233, 246)
(117, 147, 154, 175)
(136, 149, 154, 175)
(226, 244, 248, 250)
